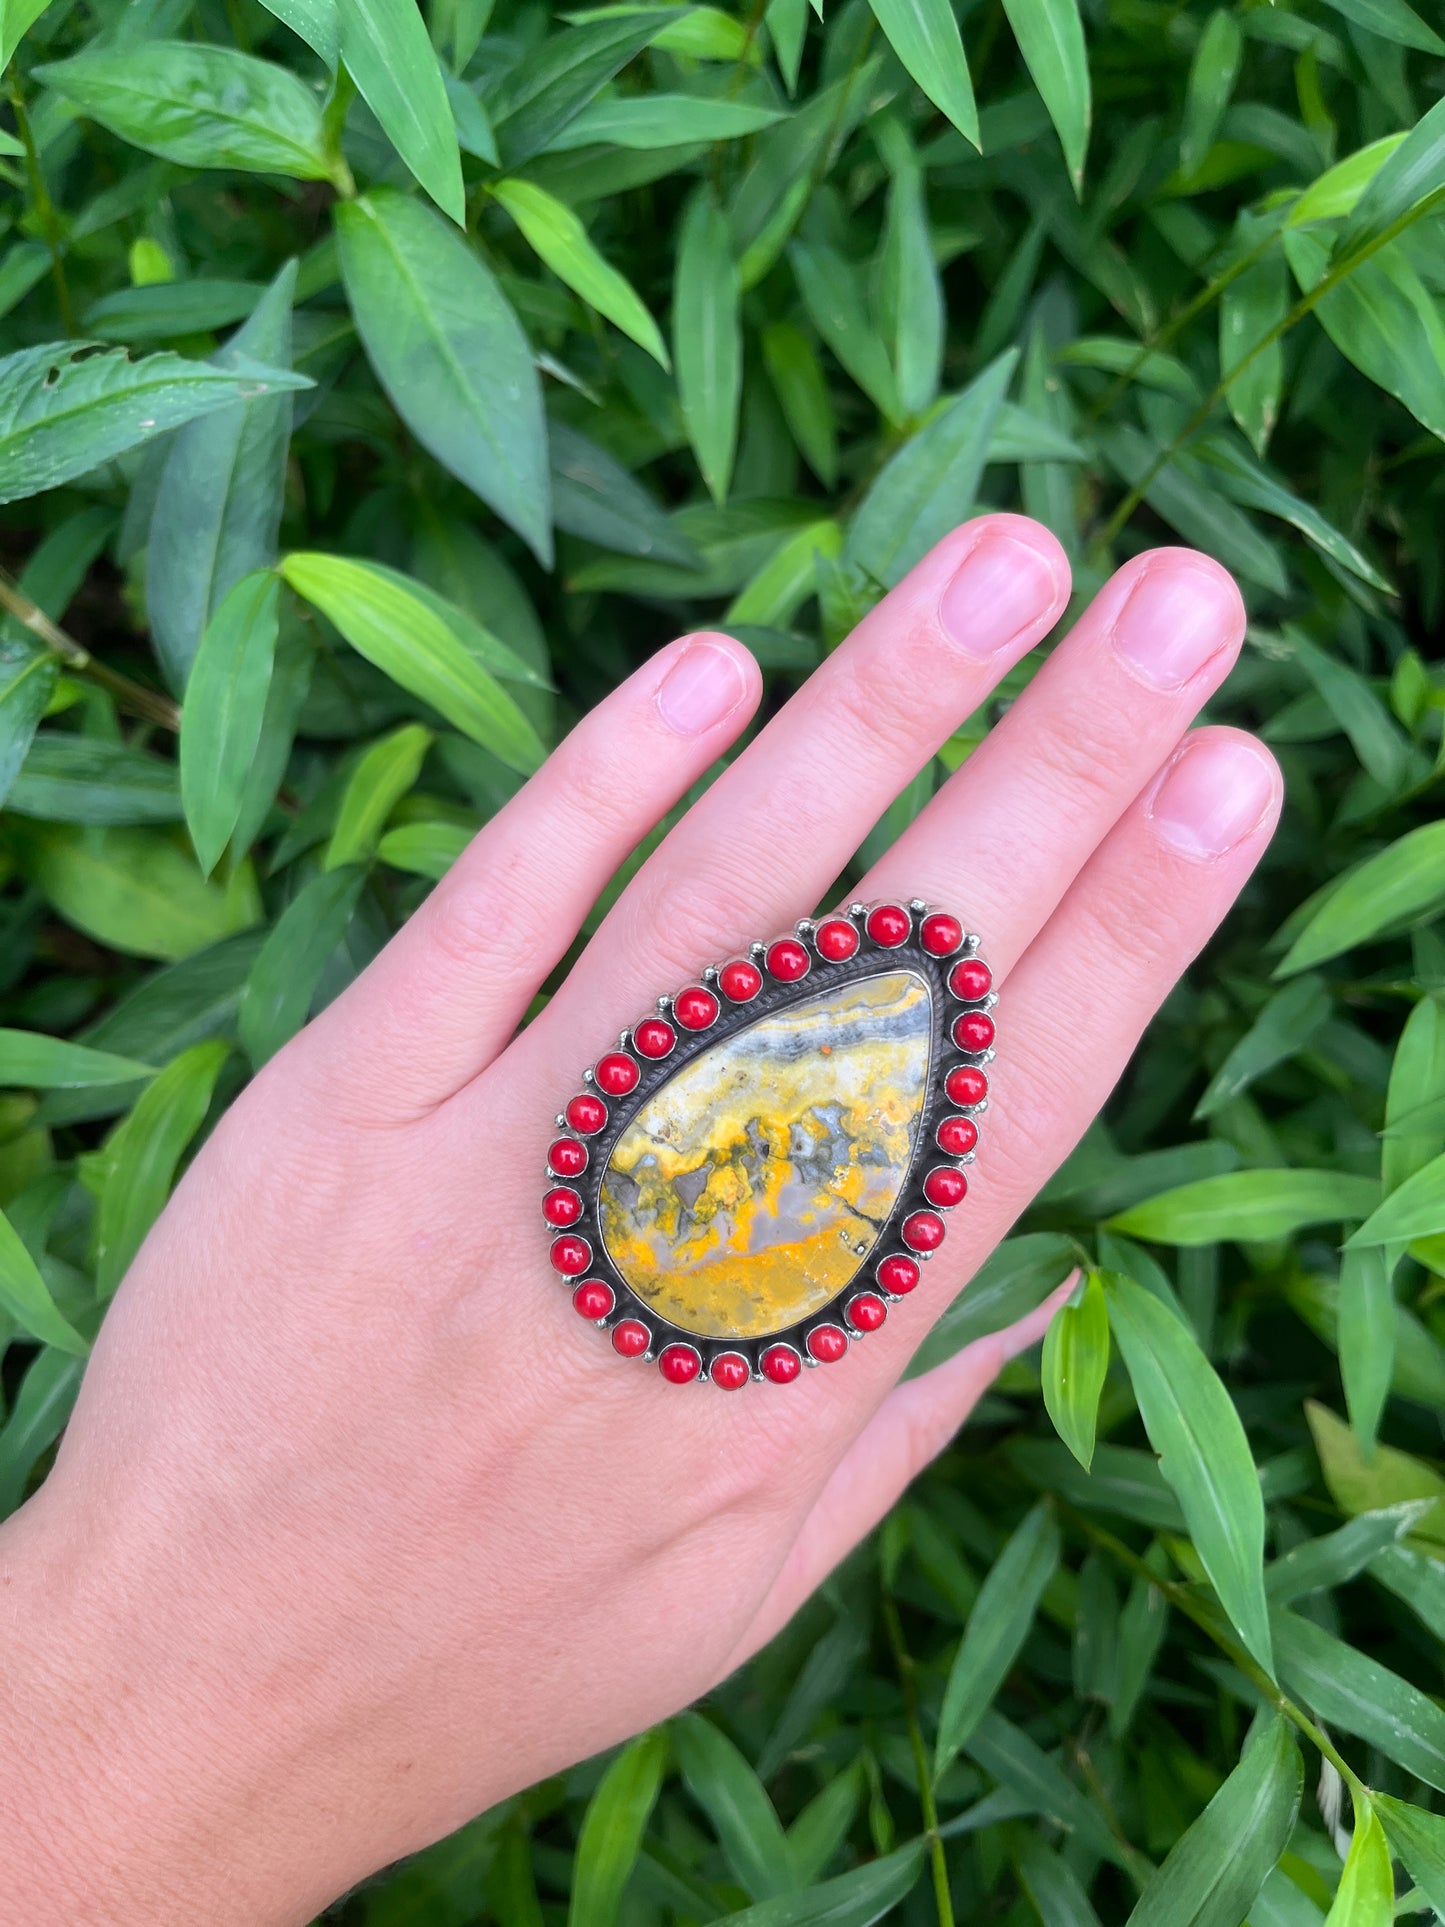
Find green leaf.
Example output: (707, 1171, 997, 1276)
(180, 571, 280, 878)
(148, 259, 296, 693)
(1105, 1271, 1274, 1676)
(6, 736, 180, 826)
(239, 866, 366, 1068)
(93, 1041, 229, 1295)
(674, 1713, 796, 1902)
(1375, 1797, 1445, 1916)
(1014, 1835, 1103, 1927)
(337, 0, 463, 220)
(281, 552, 546, 772)
(1277, 823, 1445, 975)
(336, 190, 551, 565)
(907, 1233, 1081, 1378)
(0, 1031, 155, 1089)
(1110, 1169, 1379, 1245)
(965, 1710, 1127, 1866)
(567, 1728, 669, 1927)
(553, 92, 785, 148)
(877, 133, 944, 419)
(846, 351, 1017, 587)
(791, 238, 901, 426)
(1180, 11, 1241, 180)
(0, 1202, 88, 1353)
(1313, 0, 1444, 56)
(0, 0, 52, 69)
(1335, 96, 1445, 261)
(1290, 634, 1410, 787)
(36, 43, 333, 178)
(762, 320, 837, 489)
(935, 1502, 1061, 1776)
(1124, 1716, 1301, 1927)
(1283, 229, 1445, 443)
(0, 342, 308, 509)
(1290, 135, 1409, 227)
(257, 0, 338, 65)
(494, 178, 668, 368)
(1098, 423, 1287, 596)
(495, 10, 686, 166)
(0, 640, 58, 813)
(19, 827, 260, 962)
(1041, 1270, 1109, 1471)
(0, 1347, 84, 1521)
(1273, 1609, 1445, 1792)
(1346, 1150, 1445, 1247)
(1264, 1503, 1431, 1607)
(1000, 0, 1090, 190)
(1219, 218, 1287, 455)
(1194, 978, 1332, 1120)
(551, 420, 703, 567)
(1196, 440, 1389, 592)
(674, 192, 742, 505)
(867, 0, 978, 150)
(326, 723, 432, 869)
(710, 1842, 925, 1925)
(1305, 1401, 1445, 1545)
(376, 820, 471, 880)
(1336, 1246, 1395, 1459)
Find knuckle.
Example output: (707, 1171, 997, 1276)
(1015, 702, 1127, 819)
(619, 854, 766, 985)
(423, 839, 552, 979)
(828, 654, 934, 767)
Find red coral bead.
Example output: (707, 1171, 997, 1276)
(719, 959, 762, 1002)
(659, 1343, 702, 1384)
(846, 1293, 887, 1333)
(937, 1115, 979, 1157)
(866, 903, 911, 947)
(566, 1092, 608, 1135)
(595, 1051, 640, 1095)
(950, 957, 993, 1001)
(766, 939, 810, 981)
(711, 1351, 751, 1390)
(924, 1166, 968, 1209)
(542, 1186, 582, 1227)
(633, 1016, 676, 1059)
(548, 1136, 589, 1177)
(550, 1233, 592, 1275)
(877, 1253, 920, 1295)
(612, 1319, 650, 1357)
(572, 1279, 614, 1320)
(807, 1324, 848, 1364)
(815, 917, 860, 962)
(761, 1344, 802, 1384)
(902, 1211, 945, 1253)
(674, 985, 720, 1031)
(921, 912, 963, 956)
(946, 1065, 989, 1107)
(953, 1010, 996, 1053)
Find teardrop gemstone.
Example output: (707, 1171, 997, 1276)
(598, 970, 933, 1340)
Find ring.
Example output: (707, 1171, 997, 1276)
(544, 899, 996, 1387)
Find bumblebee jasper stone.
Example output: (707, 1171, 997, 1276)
(598, 970, 932, 1340)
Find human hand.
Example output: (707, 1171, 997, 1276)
(0, 513, 1280, 1926)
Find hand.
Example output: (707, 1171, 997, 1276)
(0, 514, 1279, 1926)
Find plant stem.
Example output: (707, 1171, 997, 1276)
(882, 1592, 956, 1927)
(9, 74, 75, 337)
(0, 573, 182, 731)
(1094, 185, 1445, 557)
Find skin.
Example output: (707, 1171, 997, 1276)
(0, 515, 1282, 1924)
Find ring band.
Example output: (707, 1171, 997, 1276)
(545, 899, 995, 1387)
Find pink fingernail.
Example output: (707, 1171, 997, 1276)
(1147, 736, 1276, 859)
(655, 640, 747, 736)
(1111, 561, 1242, 691)
(938, 535, 1061, 660)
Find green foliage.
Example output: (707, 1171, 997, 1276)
(0, 0, 1443, 1919)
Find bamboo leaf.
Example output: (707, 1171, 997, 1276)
(567, 1728, 669, 1927)
(180, 571, 279, 877)
(1041, 1270, 1109, 1470)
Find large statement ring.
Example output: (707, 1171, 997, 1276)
(544, 900, 995, 1388)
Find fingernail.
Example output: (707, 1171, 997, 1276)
(938, 535, 1061, 661)
(655, 640, 747, 736)
(1111, 561, 1241, 691)
(1148, 736, 1276, 859)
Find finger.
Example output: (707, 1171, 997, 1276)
(834, 725, 1283, 1400)
(290, 632, 762, 1117)
(856, 547, 1246, 978)
(520, 514, 1070, 1067)
(727, 1278, 1077, 1662)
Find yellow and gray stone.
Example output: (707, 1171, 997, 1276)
(599, 970, 932, 1339)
